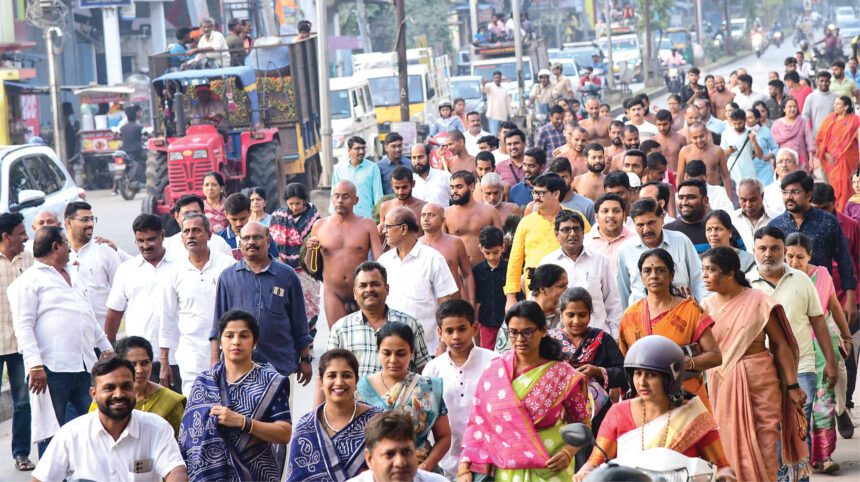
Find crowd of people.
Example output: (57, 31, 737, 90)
(0, 46, 859, 482)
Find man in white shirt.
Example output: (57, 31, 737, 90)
(32, 358, 187, 482)
(64, 201, 122, 327)
(538, 210, 622, 337)
(764, 148, 801, 218)
(163, 195, 232, 261)
(624, 97, 658, 140)
(347, 411, 448, 482)
(733, 73, 768, 110)
(8, 226, 114, 454)
(104, 214, 181, 393)
(616, 198, 705, 308)
(378, 208, 458, 353)
(158, 213, 235, 395)
(187, 17, 229, 67)
(731, 178, 772, 250)
(411, 143, 452, 208)
(482, 71, 512, 135)
(720, 108, 762, 184)
(463, 111, 490, 156)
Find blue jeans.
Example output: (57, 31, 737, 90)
(0, 353, 30, 458)
(488, 118, 503, 136)
(36, 369, 91, 456)
(778, 371, 816, 482)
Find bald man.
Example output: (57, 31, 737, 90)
(553, 124, 589, 176)
(25, 211, 60, 252)
(444, 171, 502, 265)
(306, 181, 383, 326)
(444, 130, 476, 174)
(677, 122, 733, 202)
(678, 104, 702, 144)
(419, 203, 475, 304)
(579, 96, 611, 145)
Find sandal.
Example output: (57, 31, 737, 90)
(820, 458, 840, 474)
(14, 455, 35, 471)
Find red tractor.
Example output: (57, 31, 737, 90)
(144, 37, 320, 216)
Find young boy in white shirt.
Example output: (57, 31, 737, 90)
(423, 300, 498, 479)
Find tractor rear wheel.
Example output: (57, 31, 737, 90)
(247, 140, 280, 213)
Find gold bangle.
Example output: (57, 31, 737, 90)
(240, 417, 247, 432)
(29, 366, 44, 371)
(248, 418, 255, 435)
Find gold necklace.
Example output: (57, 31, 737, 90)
(640, 400, 671, 451)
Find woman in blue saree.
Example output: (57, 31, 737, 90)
(179, 310, 293, 482)
(287, 349, 383, 481)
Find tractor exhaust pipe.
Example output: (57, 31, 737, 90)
(175, 92, 186, 137)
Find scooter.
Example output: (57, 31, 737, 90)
(771, 30, 783, 47)
(111, 150, 146, 200)
(752, 31, 766, 58)
(663, 64, 684, 95)
(561, 423, 718, 482)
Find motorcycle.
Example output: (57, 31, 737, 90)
(663, 64, 684, 95)
(771, 30, 783, 47)
(111, 150, 146, 200)
(751, 31, 766, 58)
(561, 423, 719, 482)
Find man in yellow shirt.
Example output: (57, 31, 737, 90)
(504, 173, 589, 309)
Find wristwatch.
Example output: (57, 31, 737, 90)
(300, 355, 314, 364)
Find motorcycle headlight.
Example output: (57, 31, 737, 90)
(168, 152, 184, 161)
(192, 149, 208, 159)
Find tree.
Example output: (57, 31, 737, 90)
(338, 0, 452, 55)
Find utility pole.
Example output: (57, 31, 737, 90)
(604, 0, 614, 89)
(723, 0, 732, 55)
(395, 0, 409, 122)
(694, 0, 702, 54)
(469, 0, 478, 45)
(642, 0, 651, 86)
(317, 0, 333, 187)
(356, 0, 373, 52)
(512, 0, 524, 115)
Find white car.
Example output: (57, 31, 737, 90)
(329, 76, 382, 163)
(835, 7, 856, 26)
(0, 144, 86, 237)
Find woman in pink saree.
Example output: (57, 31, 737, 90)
(457, 301, 590, 482)
(701, 247, 809, 482)
(771, 97, 816, 172)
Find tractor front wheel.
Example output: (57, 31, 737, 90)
(247, 140, 280, 213)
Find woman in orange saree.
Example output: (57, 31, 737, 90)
(816, 95, 860, 211)
(617, 248, 722, 412)
(701, 247, 810, 482)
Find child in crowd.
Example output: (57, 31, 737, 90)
(472, 226, 514, 349)
(423, 299, 498, 479)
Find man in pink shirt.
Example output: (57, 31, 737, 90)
(583, 192, 634, 279)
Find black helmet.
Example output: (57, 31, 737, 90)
(624, 335, 686, 396)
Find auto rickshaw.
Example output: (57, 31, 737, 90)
(666, 27, 694, 65)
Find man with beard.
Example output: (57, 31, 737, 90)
(510, 148, 547, 206)
(444, 129, 476, 174)
(536, 105, 567, 154)
(693, 97, 725, 144)
(579, 96, 611, 145)
(734, 74, 768, 111)
(379, 166, 427, 233)
(104, 214, 181, 393)
(609, 124, 640, 171)
(682, 160, 735, 214)
(553, 124, 588, 176)
(31, 358, 187, 482)
(211, 221, 314, 392)
(720, 109, 762, 184)
(584, 193, 634, 280)
(63, 201, 122, 328)
(605, 120, 625, 161)
(768, 171, 858, 321)
(679, 67, 707, 106)
(377, 133, 412, 196)
(307, 181, 383, 326)
(730, 178, 771, 251)
(711, 75, 736, 120)
(411, 143, 452, 207)
(496, 129, 527, 188)
(445, 171, 503, 264)
(158, 213, 235, 395)
(480, 173, 523, 220)
(616, 198, 704, 308)
(621, 149, 648, 181)
(574, 143, 607, 201)
(9, 227, 114, 454)
(830, 60, 860, 101)
(652, 110, 687, 173)
(665, 179, 743, 254)
(802, 71, 837, 138)
(678, 122, 734, 202)
(420, 203, 475, 303)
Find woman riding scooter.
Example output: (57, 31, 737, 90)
(573, 335, 736, 482)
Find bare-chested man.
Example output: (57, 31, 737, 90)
(419, 203, 475, 304)
(481, 172, 523, 221)
(444, 130, 476, 174)
(553, 124, 588, 176)
(677, 122, 733, 201)
(572, 143, 607, 201)
(445, 170, 503, 265)
(473, 151, 509, 202)
(610, 124, 640, 171)
(306, 180, 383, 326)
(652, 109, 687, 173)
(677, 104, 701, 143)
(578, 96, 611, 145)
(378, 165, 427, 235)
(710, 75, 736, 120)
(605, 120, 625, 162)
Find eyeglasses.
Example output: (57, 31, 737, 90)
(506, 327, 538, 339)
(781, 189, 804, 196)
(70, 216, 97, 224)
(382, 223, 405, 231)
(532, 190, 549, 198)
(239, 234, 267, 242)
(558, 226, 582, 235)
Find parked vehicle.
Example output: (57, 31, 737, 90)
(144, 36, 320, 216)
(329, 76, 381, 164)
(548, 48, 582, 79)
(450, 75, 487, 120)
(730, 18, 747, 42)
(835, 6, 856, 26)
(596, 32, 643, 81)
(0, 144, 85, 237)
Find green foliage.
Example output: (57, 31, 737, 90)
(635, 0, 674, 33)
(337, 0, 452, 56)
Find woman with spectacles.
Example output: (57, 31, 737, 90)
(458, 300, 590, 482)
(356, 323, 451, 473)
(494, 263, 568, 353)
(617, 248, 722, 412)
